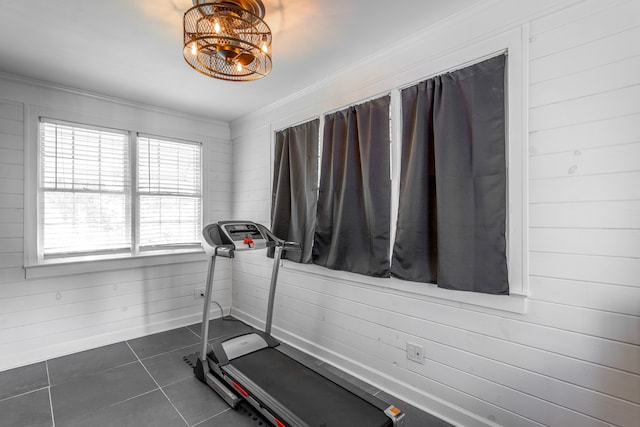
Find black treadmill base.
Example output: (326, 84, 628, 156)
(185, 352, 271, 425)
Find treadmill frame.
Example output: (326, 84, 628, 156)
(193, 221, 405, 427)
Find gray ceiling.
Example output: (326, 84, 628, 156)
(0, 0, 483, 122)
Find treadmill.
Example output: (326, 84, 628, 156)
(191, 221, 405, 427)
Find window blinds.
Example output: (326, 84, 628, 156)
(40, 120, 130, 256)
(137, 136, 202, 249)
(39, 120, 203, 259)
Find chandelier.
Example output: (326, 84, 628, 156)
(183, 0, 272, 82)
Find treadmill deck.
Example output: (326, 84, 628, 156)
(228, 347, 392, 427)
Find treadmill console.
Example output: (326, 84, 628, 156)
(219, 222, 267, 251)
(202, 221, 270, 256)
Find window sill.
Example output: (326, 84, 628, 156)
(24, 249, 208, 279)
(281, 260, 528, 315)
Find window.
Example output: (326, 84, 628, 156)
(39, 120, 131, 257)
(391, 55, 509, 295)
(313, 96, 392, 277)
(270, 119, 319, 263)
(137, 136, 202, 251)
(275, 59, 508, 293)
(38, 119, 202, 262)
(273, 27, 527, 311)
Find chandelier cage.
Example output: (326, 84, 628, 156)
(183, 0, 272, 81)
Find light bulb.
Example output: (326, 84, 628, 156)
(191, 42, 197, 55)
(236, 62, 242, 72)
(261, 42, 268, 53)
(214, 20, 221, 33)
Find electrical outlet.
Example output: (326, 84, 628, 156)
(407, 342, 424, 364)
(194, 288, 205, 299)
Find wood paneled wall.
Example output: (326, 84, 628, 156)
(229, 1, 640, 426)
(0, 78, 233, 370)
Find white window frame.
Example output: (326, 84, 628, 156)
(274, 26, 529, 314)
(24, 110, 207, 279)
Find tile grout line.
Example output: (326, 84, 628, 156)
(137, 340, 201, 362)
(125, 341, 191, 427)
(185, 325, 202, 340)
(192, 407, 234, 427)
(45, 361, 56, 427)
(0, 385, 50, 403)
(161, 375, 198, 390)
(109, 388, 160, 407)
(128, 326, 203, 362)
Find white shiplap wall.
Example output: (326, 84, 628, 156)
(0, 76, 233, 370)
(229, 1, 640, 426)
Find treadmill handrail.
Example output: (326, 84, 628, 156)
(215, 245, 235, 258)
(254, 223, 301, 253)
(199, 221, 299, 365)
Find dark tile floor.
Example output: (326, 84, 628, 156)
(0, 317, 452, 427)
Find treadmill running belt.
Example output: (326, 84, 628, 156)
(230, 348, 391, 427)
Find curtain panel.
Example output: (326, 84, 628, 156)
(270, 119, 319, 263)
(313, 96, 391, 277)
(391, 55, 509, 294)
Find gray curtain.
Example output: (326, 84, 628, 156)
(270, 119, 319, 263)
(313, 96, 391, 277)
(391, 55, 508, 294)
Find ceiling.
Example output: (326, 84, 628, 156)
(0, 0, 484, 122)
